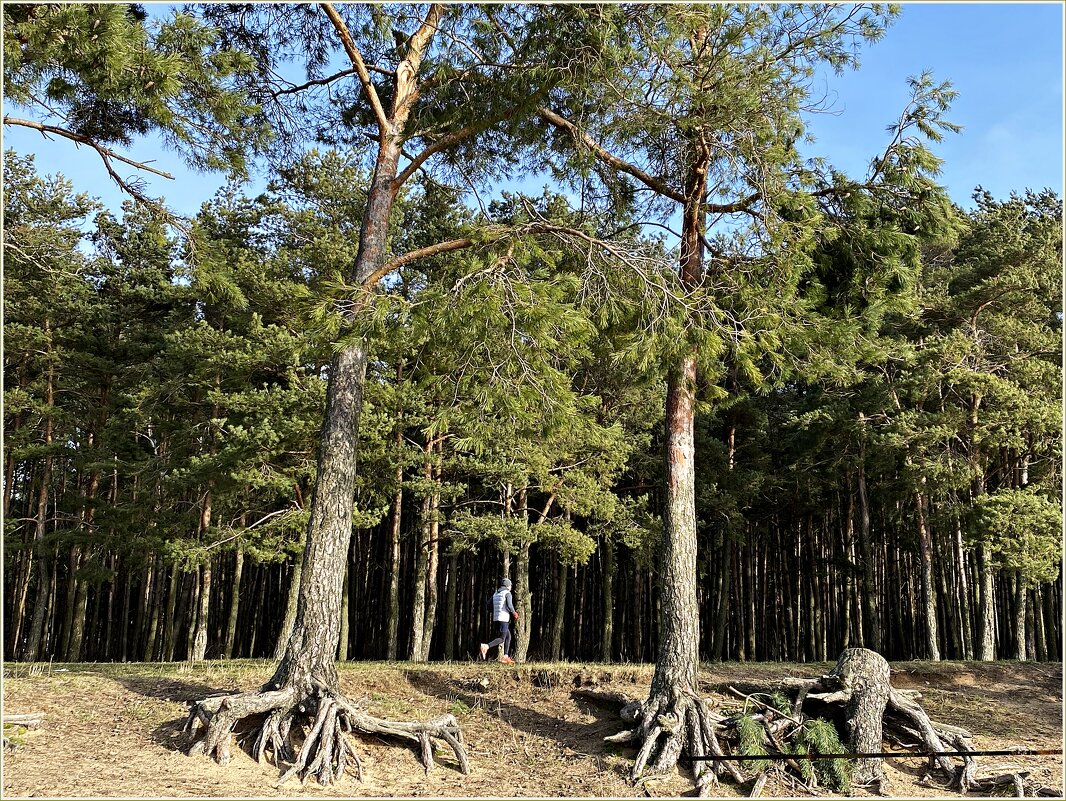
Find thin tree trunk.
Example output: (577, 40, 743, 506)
(419, 464, 441, 661)
(224, 546, 244, 659)
(443, 552, 458, 660)
(856, 419, 881, 653)
(191, 484, 214, 662)
(601, 538, 615, 663)
(954, 516, 974, 659)
(913, 483, 940, 660)
(386, 426, 403, 660)
(24, 342, 55, 662)
(1013, 572, 1027, 661)
(409, 440, 433, 662)
(161, 565, 179, 661)
(976, 544, 996, 660)
(273, 556, 304, 661)
(550, 553, 568, 661)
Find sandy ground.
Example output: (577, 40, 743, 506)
(2, 659, 1062, 799)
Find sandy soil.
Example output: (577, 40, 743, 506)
(2, 659, 1061, 799)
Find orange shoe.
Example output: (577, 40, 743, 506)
(499, 655, 515, 664)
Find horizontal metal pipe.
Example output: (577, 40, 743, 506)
(684, 749, 1062, 762)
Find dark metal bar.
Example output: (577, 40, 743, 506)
(684, 749, 1063, 762)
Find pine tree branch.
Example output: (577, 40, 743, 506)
(390, 4, 446, 120)
(271, 67, 359, 97)
(537, 106, 685, 204)
(319, 2, 391, 135)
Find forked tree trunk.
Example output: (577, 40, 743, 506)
(188, 7, 469, 785)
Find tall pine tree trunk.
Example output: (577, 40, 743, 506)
(550, 553, 568, 662)
(443, 552, 458, 660)
(1013, 572, 1027, 661)
(976, 544, 996, 660)
(191, 486, 214, 662)
(409, 440, 433, 662)
(386, 428, 403, 660)
(418, 465, 441, 662)
(601, 538, 614, 663)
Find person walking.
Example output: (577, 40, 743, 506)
(479, 578, 518, 663)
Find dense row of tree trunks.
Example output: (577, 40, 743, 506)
(5, 490, 1061, 665)
(3, 353, 1061, 665)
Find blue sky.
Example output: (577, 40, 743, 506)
(3, 2, 1062, 218)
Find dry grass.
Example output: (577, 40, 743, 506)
(2, 659, 1061, 798)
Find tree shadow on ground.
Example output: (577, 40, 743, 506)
(115, 675, 258, 756)
(403, 668, 643, 786)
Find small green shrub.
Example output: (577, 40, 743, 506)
(793, 718, 851, 793)
(736, 714, 769, 772)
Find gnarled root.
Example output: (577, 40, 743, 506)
(186, 681, 469, 785)
(611, 689, 744, 798)
(886, 685, 976, 792)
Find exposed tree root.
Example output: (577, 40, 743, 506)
(607, 688, 744, 798)
(186, 680, 469, 785)
(608, 648, 979, 798)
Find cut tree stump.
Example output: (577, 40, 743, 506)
(785, 648, 976, 793)
(610, 648, 978, 798)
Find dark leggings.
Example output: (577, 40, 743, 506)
(487, 621, 511, 656)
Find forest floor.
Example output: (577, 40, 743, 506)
(2, 658, 1061, 799)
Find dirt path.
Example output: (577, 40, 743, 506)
(3, 660, 1061, 798)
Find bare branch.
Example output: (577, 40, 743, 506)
(4, 116, 173, 179)
(271, 67, 359, 97)
(392, 122, 486, 190)
(365, 237, 475, 289)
